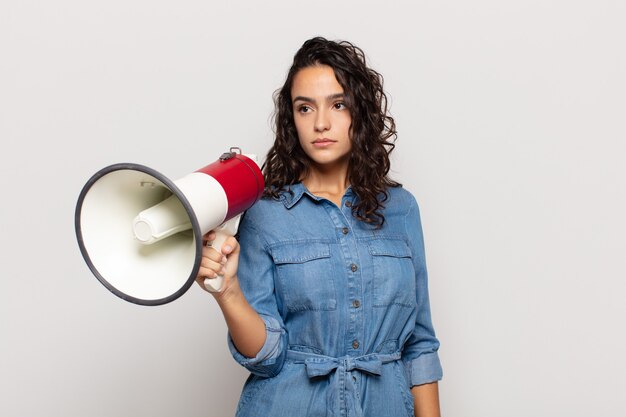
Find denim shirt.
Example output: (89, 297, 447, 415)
(228, 183, 442, 417)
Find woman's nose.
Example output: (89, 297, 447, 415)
(314, 109, 330, 132)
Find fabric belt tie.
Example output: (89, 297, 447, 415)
(286, 350, 402, 417)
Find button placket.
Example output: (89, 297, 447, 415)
(329, 194, 364, 361)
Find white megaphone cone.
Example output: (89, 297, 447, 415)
(75, 147, 264, 305)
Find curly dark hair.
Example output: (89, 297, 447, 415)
(263, 37, 400, 227)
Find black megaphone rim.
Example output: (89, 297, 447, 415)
(74, 163, 202, 306)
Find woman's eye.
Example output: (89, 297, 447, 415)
(298, 105, 311, 113)
(334, 102, 346, 110)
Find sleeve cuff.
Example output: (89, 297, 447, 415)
(227, 314, 285, 376)
(405, 351, 443, 386)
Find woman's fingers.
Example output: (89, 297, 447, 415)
(203, 244, 226, 263)
(219, 236, 240, 256)
(202, 230, 217, 245)
(195, 232, 240, 294)
(199, 247, 226, 274)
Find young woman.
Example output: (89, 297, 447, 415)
(196, 37, 442, 417)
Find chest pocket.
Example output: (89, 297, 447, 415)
(271, 242, 337, 312)
(368, 239, 416, 308)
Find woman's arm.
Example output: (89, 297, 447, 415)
(214, 278, 266, 358)
(196, 233, 266, 358)
(403, 195, 443, 415)
(411, 382, 441, 417)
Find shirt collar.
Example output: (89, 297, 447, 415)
(280, 183, 308, 209)
(280, 182, 355, 209)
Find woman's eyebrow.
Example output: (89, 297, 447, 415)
(293, 93, 345, 104)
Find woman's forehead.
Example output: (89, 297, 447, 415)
(291, 65, 344, 100)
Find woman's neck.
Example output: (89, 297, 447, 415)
(301, 165, 350, 207)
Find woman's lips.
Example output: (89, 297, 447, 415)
(312, 138, 336, 147)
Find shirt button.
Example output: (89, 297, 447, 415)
(352, 340, 360, 349)
(342, 227, 349, 235)
(350, 263, 358, 272)
(345, 201, 352, 207)
(352, 299, 361, 308)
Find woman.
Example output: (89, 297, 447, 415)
(196, 37, 442, 417)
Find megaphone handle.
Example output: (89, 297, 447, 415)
(203, 215, 241, 293)
(203, 231, 227, 292)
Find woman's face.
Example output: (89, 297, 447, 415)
(291, 65, 352, 173)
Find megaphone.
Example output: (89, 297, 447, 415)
(75, 147, 264, 305)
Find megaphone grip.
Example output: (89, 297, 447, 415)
(203, 215, 241, 293)
(203, 230, 227, 292)
(204, 275, 224, 292)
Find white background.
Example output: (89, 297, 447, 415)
(2, 1, 625, 416)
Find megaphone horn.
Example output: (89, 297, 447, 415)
(75, 147, 264, 305)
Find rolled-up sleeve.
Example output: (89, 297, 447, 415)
(227, 211, 287, 378)
(227, 314, 286, 377)
(402, 196, 443, 386)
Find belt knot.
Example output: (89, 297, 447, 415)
(303, 353, 391, 378)
(286, 350, 402, 417)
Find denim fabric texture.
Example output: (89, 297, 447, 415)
(228, 183, 442, 417)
